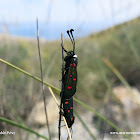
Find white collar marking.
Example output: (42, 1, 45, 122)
(73, 55, 77, 58)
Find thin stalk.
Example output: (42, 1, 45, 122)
(58, 33, 64, 140)
(36, 18, 51, 140)
(122, 28, 140, 66)
(96, 58, 112, 140)
(103, 58, 140, 107)
(58, 33, 72, 140)
(74, 110, 97, 140)
(48, 87, 72, 140)
(103, 58, 131, 90)
(0, 117, 48, 140)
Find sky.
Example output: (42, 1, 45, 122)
(0, 0, 139, 39)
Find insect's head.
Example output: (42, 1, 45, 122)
(67, 51, 74, 57)
(63, 29, 78, 62)
(64, 50, 78, 62)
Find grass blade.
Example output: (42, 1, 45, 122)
(36, 18, 51, 140)
(0, 58, 60, 94)
(74, 110, 97, 140)
(103, 58, 131, 90)
(0, 117, 48, 140)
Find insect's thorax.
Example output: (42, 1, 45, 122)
(64, 51, 78, 70)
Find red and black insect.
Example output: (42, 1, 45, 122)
(62, 29, 77, 127)
(59, 29, 78, 135)
(62, 98, 74, 128)
(62, 51, 78, 100)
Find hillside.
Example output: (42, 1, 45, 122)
(0, 17, 140, 140)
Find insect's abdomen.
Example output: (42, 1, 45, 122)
(62, 98, 74, 128)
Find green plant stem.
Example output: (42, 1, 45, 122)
(0, 58, 60, 95)
(0, 58, 130, 139)
(0, 117, 48, 140)
(73, 98, 130, 140)
(103, 58, 131, 90)
(74, 110, 97, 140)
(122, 28, 140, 65)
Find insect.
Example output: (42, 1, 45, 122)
(62, 98, 74, 128)
(59, 29, 78, 129)
(62, 29, 78, 100)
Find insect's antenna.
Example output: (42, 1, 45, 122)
(36, 18, 51, 140)
(67, 30, 74, 45)
(70, 29, 75, 53)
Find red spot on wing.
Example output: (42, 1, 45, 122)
(70, 107, 73, 109)
(74, 64, 76, 67)
(68, 110, 70, 113)
(67, 86, 72, 90)
(71, 117, 73, 121)
(65, 102, 69, 104)
(70, 63, 73, 66)
(70, 75, 72, 77)
(73, 78, 76, 81)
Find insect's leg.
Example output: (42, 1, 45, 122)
(58, 124, 66, 128)
(59, 108, 64, 115)
(62, 46, 67, 53)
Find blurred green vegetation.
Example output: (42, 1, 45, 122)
(0, 17, 140, 127)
